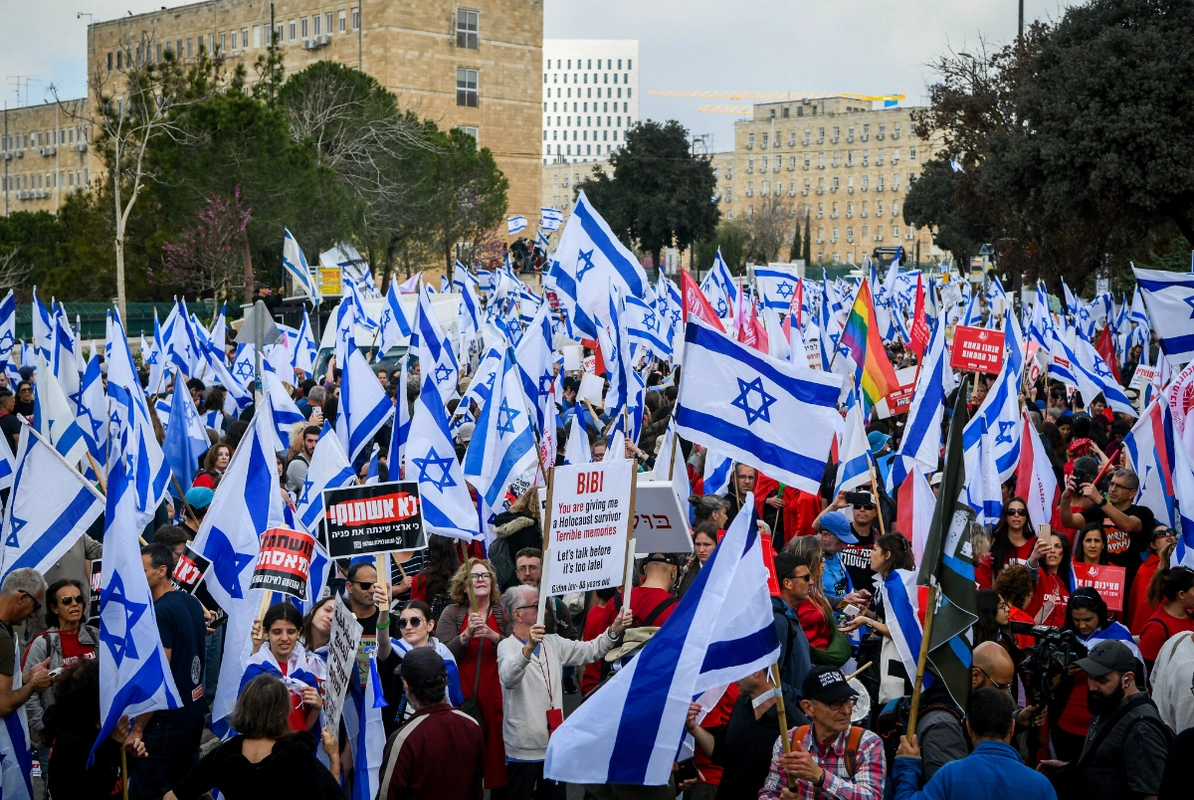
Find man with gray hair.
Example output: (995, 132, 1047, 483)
(302, 384, 326, 420)
(0, 568, 54, 798)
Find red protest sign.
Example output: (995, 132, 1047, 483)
(1071, 563, 1126, 612)
(949, 325, 1006, 374)
(251, 527, 316, 599)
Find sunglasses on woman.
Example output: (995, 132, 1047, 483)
(56, 595, 85, 606)
(397, 617, 423, 630)
(1007, 508, 1027, 517)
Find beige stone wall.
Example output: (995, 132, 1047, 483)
(726, 98, 946, 266)
(540, 157, 611, 227)
(1, 99, 95, 216)
(80, 0, 542, 230)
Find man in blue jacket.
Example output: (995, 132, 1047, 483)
(891, 687, 1057, 800)
(772, 551, 813, 711)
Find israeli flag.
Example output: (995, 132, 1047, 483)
(459, 346, 502, 419)
(545, 492, 779, 785)
(755, 265, 801, 312)
(297, 423, 357, 533)
(192, 400, 286, 729)
(352, 657, 389, 800)
(30, 288, 54, 362)
(674, 322, 842, 495)
(536, 230, 552, 251)
(625, 295, 673, 360)
(540, 206, 564, 231)
(877, 568, 931, 697)
(563, 412, 592, 466)
(1073, 333, 1136, 416)
(199, 333, 253, 411)
(962, 309, 1026, 483)
(836, 388, 873, 494)
(416, 285, 459, 401)
(0, 425, 14, 494)
(77, 355, 108, 467)
(1132, 266, 1194, 366)
(408, 372, 482, 540)
(261, 361, 307, 447)
(889, 320, 954, 489)
(32, 356, 88, 468)
(90, 450, 183, 764)
(162, 369, 210, 497)
(507, 215, 529, 234)
(389, 356, 411, 480)
(453, 261, 478, 293)
(375, 281, 413, 362)
(462, 347, 537, 534)
(335, 336, 394, 464)
(514, 303, 556, 435)
(458, 280, 482, 363)
(0, 423, 104, 580)
(293, 308, 318, 374)
(283, 228, 322, 305)
(702, 448, 733, 497)
(345, 278, 379, 331)
(0, 290, 15, 370)
(1171, 434, 1194, 570)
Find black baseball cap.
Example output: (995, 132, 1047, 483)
(400, 646, 447, 685)
(1075, 639, 1135, 677)
(801, 665, 859, 705)
(642, 553, 680, 566)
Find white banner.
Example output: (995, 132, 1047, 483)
(545, 461, 635, 597)
(324, 598, 364, 732)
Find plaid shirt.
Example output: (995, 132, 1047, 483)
(758, 724, 885, 800)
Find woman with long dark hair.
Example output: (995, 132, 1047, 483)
(410, 533, 462, 623)
(1073, 522, 1110, 566)
(1139, 565, 1194, 669)
(1026, 531, 1073, 628)
(974, 589, 1014, 647)
(978, 497, 1046, 588)
(244, 602, 326, 735)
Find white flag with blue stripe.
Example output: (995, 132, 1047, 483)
(31, 288, 53, 363)
(507, 215, 528, 234)
(416, 285, 459, 401)
(283, 228, 321, 304)
(540, 206, 564, 231)
(32, 356, 88, 468)
(836, 388, 872, 495)
(389, 355, 411, 478)
(674, 322, 842, 495)
(1171, 430, 1194, 570)
(352, 657, 388, 800)
(162, 369, 211, 497)
(0, 290, 15, 371)
(625, 295, 673, 360)
(377, 280, 414, 361)
(336, 338, 395, 464)
(408, 372, 481, 541)
(90, 449, 183, 764)
(262, 360, 308, 445)
(755, 265, 801, 312)
(297, 423, 357, 533)
(0, 424, 104, 580)
(514, 302, 555, 435)
(1073, 334, 1136, 416)
(462, 347, 537, 533)
(700, 250, 737, 320)
(544, 492, 779, 785)
(293, 307, 318, 374)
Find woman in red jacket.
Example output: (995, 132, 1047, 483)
(1139, 565, 1194, 670)
(1127, 526, 1176, 634)
(1026, 531, 1072, 628)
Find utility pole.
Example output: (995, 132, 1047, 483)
(3, 102, 8, 217)
(1019, 0, 1024, 43)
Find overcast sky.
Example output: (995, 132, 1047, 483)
(7, 1, 1079, 149)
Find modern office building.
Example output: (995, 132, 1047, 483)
(542, 39, 638, 165)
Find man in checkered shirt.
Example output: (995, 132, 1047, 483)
(759, 665, 885, 800)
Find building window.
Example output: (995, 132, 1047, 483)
(231, 30, 238, 50)
(156, 43, 162, 61)
(339, 11, 347, 33)
(107, 52, 113, 70)
(325, 13, 333, 35)
(219, 32, 225, 53)
(457, 125, 479, 145)
(301, 18, 308, 39)
(243, 28, 249, 48)
(275, 24, 284, 45)
(314, 15, 320, 36)
(117, 51, 123, 68)
(457, 9, 479, 49)
(289, 21, 296, 41)
(352, 8, 360, 29)
(456, 68, 479, 107)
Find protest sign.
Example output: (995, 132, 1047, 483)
(318, 268, 341, 297)
(544, 461, 635, 597)
(323, 481, 424, 558)
(1130, 365, 1158, 392)
(1072, 563, 1126, 612)
(803, 328, 823, 370)
(563, 345, 583, 371)
(582, 355, 597, 374)
(324, 598, 364, 731)
(873, 366, 918, 419)
(631, 481, 694, 554)
(578, 372, 604, 405)
(250, 527, 316, 599)
(89, 559, 102, 620)
(170, 546, 212, 595)
(949, 325, 1006, 374)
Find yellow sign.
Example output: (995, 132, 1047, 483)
(319, 267, 341, 296)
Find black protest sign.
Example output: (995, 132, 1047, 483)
(89, 559, 102, 619)
(250, 527, 316, 599)
(323, 481, 424, 558)
(170, 546, 212, 595)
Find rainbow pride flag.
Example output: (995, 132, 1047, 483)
(839, 280, 899, 408)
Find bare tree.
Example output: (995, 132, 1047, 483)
(0, 249, 33, 292)
(742, 194, 795, 265)
(51, 32, 213, 320)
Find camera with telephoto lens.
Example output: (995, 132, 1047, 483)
(1009, 622, 1088, 709)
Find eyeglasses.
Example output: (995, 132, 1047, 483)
(57, 595, 85, 606)
(825, 696, 856, 711)
(1006, 508, 1027, 517)
(17, 387, 31, 394)
(515, 565, 540, 574)
(852, 503, 875, 511)
(789, 572, 812, 583)
(977, 666, 1014, 693)
(397, 617, 423, 630)
(469, 572, 493, 582)
(19, 591, 41, 614)
(1108, 482, 1133, 492)
(515, 604, 538, 611)
(353, 581, 375, 591)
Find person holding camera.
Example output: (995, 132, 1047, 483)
(814, 490, 884, 593)
(1060, 467, 1155, 596)
(1039, 639, 1170, 800)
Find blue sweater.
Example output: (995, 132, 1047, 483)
(892, 741, 1057, 800)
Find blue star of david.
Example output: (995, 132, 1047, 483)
(485, 371, 498, 391)
(777, 282, 794, 299)
(300, 474, 315, 503)
(413, 447, 457, 491)
(434, 363, 453, 385)
(145, 350, 158, 366)
(715, 298, 729, 317)
(206, 526, 254, 600)
(994, 419, 1016, 446)
(233, 359, 254, 380)
(340, 326, 350, 343)
(643, 313, 660, 334)
(577, 249, 597, 280)
(670, 308, 682, 326)
(99, 572, 148, 667)
(0, 330, 13, 353)
(1184, 295, 1194, 319)
(1094, 359, 1112, 379)
(538, 373, 554, 397)
(82, 409, 104, 443)
(496, 398, 520, 437)
(731, 377, 777, 425)
(380, 309, 392, 328)
(5, 513, 28, 548)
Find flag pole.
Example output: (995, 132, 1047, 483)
(769, 662, 799, 792)
(906, 583, 938, 735)
(868, 461, 887, 537)
(537, 466, 556, 626)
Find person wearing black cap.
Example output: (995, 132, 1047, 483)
(1039, 639, 1170, 800)
(631, 553, 680, 628)
(378, 647, 484, 800)
(759, 665, 884, 800)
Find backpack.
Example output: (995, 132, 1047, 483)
(791, 724, 866, 776)
(876, 695, 966, 789)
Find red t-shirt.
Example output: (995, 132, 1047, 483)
(1026, 571, 1069, 629)
(631, 586, 677, 628)
(57, 628, 96, 668)
(581, 599, 620, 696)
(1139, 607, 1194, 663)
(795, 599, 833, 650)
(1128, 555, 1163, 634)
(753, 474, 823, 546)
(1009, 606, 1036, 650)
(1057, 671, 1092, 735)
(976, 537, 1037, 589)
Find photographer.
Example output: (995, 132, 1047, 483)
(1039, 640, 1170, 800)
(1060, 467, 1155, 595)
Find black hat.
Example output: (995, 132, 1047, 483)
(400, 646, 447, 685)
(801, 665, 859, 705)
(1075, 639, 1136, 677)
(641, 553, 680, 566)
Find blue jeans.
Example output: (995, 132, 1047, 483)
(128, 715, 204, 800)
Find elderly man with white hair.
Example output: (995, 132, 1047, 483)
(0, 567, 55, 799)
(496, 583, 632, 800)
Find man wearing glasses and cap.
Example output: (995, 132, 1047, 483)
(759, 665, 885, 800)
(814, 492, 884, 600)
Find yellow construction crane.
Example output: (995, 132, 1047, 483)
(649, 90, 907, 104)
(697, 105, 754, 115)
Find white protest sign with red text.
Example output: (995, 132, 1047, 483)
(545, 460, 634, 597)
